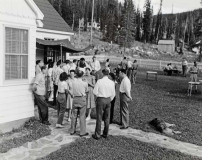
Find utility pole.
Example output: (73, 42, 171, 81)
(78, 18, 81, 46)
(90, 0, 95, 45)
(124, 5, 129, 54)
(72, 13, 75, 30)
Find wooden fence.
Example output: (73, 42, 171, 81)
(67, 55, 202, 71)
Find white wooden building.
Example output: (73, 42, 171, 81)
(0, 0, 44, 133)
(0, 0, 92, 133)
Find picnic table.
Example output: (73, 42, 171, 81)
(188, 81, 202, 96)
(171, 69, 181, 75)
(163, 68, 181, 76)
(146, 71, 158, 81)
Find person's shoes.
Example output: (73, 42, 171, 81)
(101, 134, 108, 139)
(92, 134, 100, 140)
(70, 131, 76, 135)
(43, 121, 51, 125)
(80, 133, 89, 137)
(120, 126, 129, 130)
(56, 124, 64, 128)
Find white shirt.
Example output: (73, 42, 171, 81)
(70, 63, 77, 70)
(127, 61, 133, 68)
(58, 81, 68, 93)
(47, 68, 53, 77)
(119, 76, 131, 93)
(91, 60, 101, 71)
(62, 64, 70, 74)
(182, 60, 188, 66)
(93, 76, 115, 100)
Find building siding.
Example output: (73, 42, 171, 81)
(0, 0, 37, 125)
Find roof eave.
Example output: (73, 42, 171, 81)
(37, 28, 74, 36)
(26, 0, 44, 20)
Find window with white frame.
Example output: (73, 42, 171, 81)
(5, 27, 28, 80)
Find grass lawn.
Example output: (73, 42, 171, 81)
(39, 67, 202, 160)
(39, 136, 201, 160)
(95, 68, 202, 146)
(0, 118, 51, 153)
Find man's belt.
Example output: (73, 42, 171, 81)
(74, 96, 86, 98)
(58, 92, 65, 94)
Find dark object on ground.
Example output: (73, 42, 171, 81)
(149, 118, 166, 133)
(0, 118, 51, 153)
(149, 118, 181, 135)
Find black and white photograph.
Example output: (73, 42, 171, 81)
(0, 0, 202, 159)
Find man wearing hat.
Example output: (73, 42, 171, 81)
(90, 55, 101, 81)
(92, 69, 116, 140)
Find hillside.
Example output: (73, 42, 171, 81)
(71, 30, 198, 62)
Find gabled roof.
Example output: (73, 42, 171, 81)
(33, 0, 73, 33)
(36, 38, 93, 53)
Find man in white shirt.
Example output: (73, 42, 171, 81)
(90, 55, 101, 72)
(90, 55, 101, 81)
(62, 60, 71, 74)
(71, 59, 77, 70)
(92, 69, 115, 140)
(33, 66, 51, 125)
(119, 69, 132, 129)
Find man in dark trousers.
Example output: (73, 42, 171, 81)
(33, 66, 51, 125)
(92, 69, 116, 140)
(119, 69, 132, 129)
(70, 70, 89, 137)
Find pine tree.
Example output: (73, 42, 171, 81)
(120, 0, 136, 48)
(135, 7, 142, 41)
(142, 0, 152, 43)
(154, 0, 162, 43)
(104, 0, 119, 42)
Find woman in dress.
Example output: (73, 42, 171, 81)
(83, 67, 95, 120)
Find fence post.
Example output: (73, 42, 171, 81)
(139, 59, 141, 68)
(159, 60, 161, 70)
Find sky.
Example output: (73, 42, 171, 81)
(119, 0, 201, 15)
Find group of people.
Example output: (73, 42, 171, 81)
(110, 57, 138, 84)
(164, 63, 179, 76)
(33, 55, 134, 139)
(163, 58, 199, 79)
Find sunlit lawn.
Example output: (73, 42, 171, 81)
(41, 67, 202, 160)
